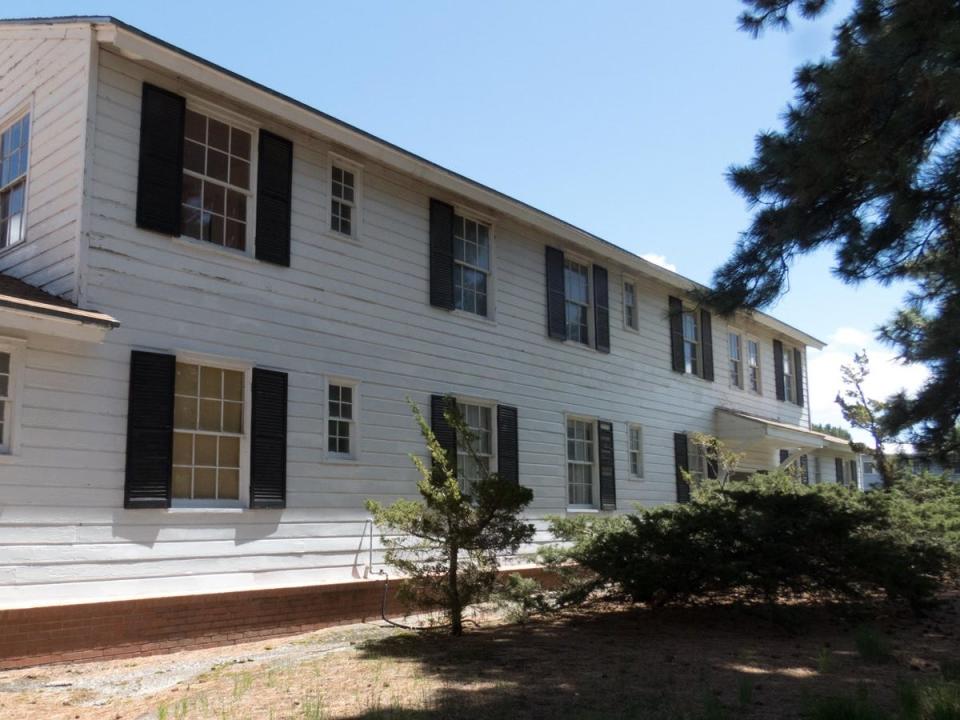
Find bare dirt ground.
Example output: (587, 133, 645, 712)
(1, 594, 958, 720)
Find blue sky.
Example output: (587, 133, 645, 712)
(18, 1, 922, 433)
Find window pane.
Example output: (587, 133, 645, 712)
(230, 127, 251, 159)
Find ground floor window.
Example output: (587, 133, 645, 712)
(628, 424, 643, 478)
(0, 350, 11, 452)
(457, 402, 494, 487)
(172, 362, 245, 504)
(327, 382, 357, 457)
(567, 418, 596, 506)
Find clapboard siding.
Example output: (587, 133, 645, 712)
(0, 25, 91, 299)
(0, 42, 817, 608)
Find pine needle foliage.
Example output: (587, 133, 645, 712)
(366, 397, 534, 635)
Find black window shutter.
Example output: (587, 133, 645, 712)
(800, 454, 810, 484)
(125, 350, 175, 508)
(674, 432, 690, 503)
(700, 309, 714, 381)
(255, 131, 293, 267)
(849, 460, 858, 486)
(136, 83, 185, 236)
(793, 347, 804, 407)
(597, 420, 616, 510)
(431, 394, 458, 474)
(668, 296, 685, 373)
(250, 368, 288, 508)
(593, 265, 610, 353)
(496, 405, 519, 485)
(773, 339, 786, 401)
(835, 457, 844, 484)
(429, 199, 456, 309)
(545, 246, 567, 340)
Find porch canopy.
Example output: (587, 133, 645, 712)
(714, 407, 850, 470)
(0, 273, 118, 343)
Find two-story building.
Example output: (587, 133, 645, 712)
(0, 17, 860, 667)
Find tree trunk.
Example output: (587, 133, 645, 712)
(448, 541, 462, 636)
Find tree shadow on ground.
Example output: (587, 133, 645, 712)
(342, 596, 960, 720)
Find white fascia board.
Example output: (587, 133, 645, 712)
(97, 22, 824, 350)
(0, 308, 110, 343)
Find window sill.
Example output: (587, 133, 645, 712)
(0, 238, 28, 259)
(324, 454, 359, 464)
(0, 451, 20, 463)
(566, 507, 600, 514)
(172, 235, 259, 265)
(449, 308, 497, 327)
(325, 227, 362, 246)
(165, 507, 250, 514)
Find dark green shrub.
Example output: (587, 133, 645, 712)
(549, 473, 950, 610)
(853, 625, 893, 663)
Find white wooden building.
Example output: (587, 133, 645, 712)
(0, 17, 861, 631)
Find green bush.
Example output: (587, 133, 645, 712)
(549, 473, 951, 610)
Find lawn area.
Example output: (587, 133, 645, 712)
(2, 593, 959, 720)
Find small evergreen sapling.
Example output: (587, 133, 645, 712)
(365, 397, 534, 635)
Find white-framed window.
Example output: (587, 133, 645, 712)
(330, 163, 356, 237)
(623, 279, 638, 331)
(687, 436, 706, 484)
(0, 112, 30, 250)
(456, 401, 495, 487)
(0, 339, 24, 455)
(453, 214, 492, 317)
(864, 460, 876, 475)
(566, 417, 597, 507)
(172, 360, 248, 507)
(728, 331, 743, 389)
(181, 107, 254, 252)
(628, 424, 643, 479)
(682, 310, 700, 376)
(747, 338, 761, 394)
(565, 259, 591, 345)
(327, 381, 358, 458)
(782, 347, 795, 403)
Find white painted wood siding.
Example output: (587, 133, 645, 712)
(0, 24, 92, 300)
(0, 45, 813, 609)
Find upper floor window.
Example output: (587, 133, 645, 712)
(682, 311, 700, 375)
(782, 348, 795, 403)
(728, 332, 743, 388)
(0, 113, 30, 249)
(453, 215, 491, 316)
(181, 109, 253, 251)
(172, 362, 245, 505)
(623, 280, 638, 331)
(457, 402, 494, 486)
(565, 259, 591, 345)
(330, 165, 355, 236)
(328, 382, 356, 457)
(747, 339, 761, 394)
(628, 424, 644, 478)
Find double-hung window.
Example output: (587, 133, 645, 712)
(782, 348, 795, 403)
(0, 113, 30, 249)
(457, 402, 494, 487)
(628, 424, 643, 479)
(0, 350, 11, 452)
(623, 280, 638, 331)
(682, 310, 700, 376)
(453, 214, 491, 317)
(747, 339, 761, 394)
(181, 109, 253, 251)
(564, 259, 590, 345)
(728, 332, 743, 388)
(328, 382, 356, 457)
(330, 165, 356, 236)
(566, 418, 596, 506)
(687, 436, 706, 484)
(172, 362, 245, 505)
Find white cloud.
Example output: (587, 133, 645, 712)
(807, 326, 929, 444)
(640, 253, 677, 272)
